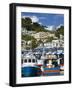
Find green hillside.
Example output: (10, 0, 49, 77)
(55, 26, 64, 38)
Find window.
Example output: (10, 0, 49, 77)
(21, 51, 24, 54)
(21, 59, 23, 64)
(28, 59, 31, 63)
(32, 59, 35, 63)
(24, 59, 27, 63)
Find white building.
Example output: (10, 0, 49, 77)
(42, 38, 64, 48)
(32, 32, 55, 41)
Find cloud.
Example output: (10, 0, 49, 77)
(22, 15, 39, 23)
(31, 16, 39, 22)
(45, 24, 64, 31)
(45, 25, 56, 31)
(56, 24, 64, 29)
(38, 22, 42, 25)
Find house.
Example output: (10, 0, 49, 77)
(52, 39, 64, 48)
(32, 32, 55, 41)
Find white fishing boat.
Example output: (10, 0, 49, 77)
(21, 52, 42, 77)
(22, 53, 37, 67)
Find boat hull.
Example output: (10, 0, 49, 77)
(22, 66, 42, 77)
(43, 66, 60, 76)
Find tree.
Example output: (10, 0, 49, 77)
(46, 37, 54, 42)
(21, 17, 32, 30)
(55, 26, 64, 38)
(31, 22, 47, 32)
(31, 38, 38, 49)
(22, 34, 38, 49)
(22, 17, 50, 32)
(22, 34, 32, 41)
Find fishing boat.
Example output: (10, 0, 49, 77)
(43, 52, 60, 76)
(43, 66, 60, 76)
(57, 51, 64, 68)
(21, 53, 42, 77)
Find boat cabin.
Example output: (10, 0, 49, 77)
(21, 53, 37, 67)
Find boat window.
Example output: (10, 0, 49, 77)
(21, 59, 23, 64)
(21, 51, 24, 54)
(28, 59, 31, 63)
(24, 59, 27, 63)
(32, 59, 35, 63)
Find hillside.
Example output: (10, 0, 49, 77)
(55, 26, 64, 38)
(21, 17, 64, 40)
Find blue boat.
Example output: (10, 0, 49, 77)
(22, 66, 41, 77)
(21, 53, 42, 77)
(43, 66, 60, 76)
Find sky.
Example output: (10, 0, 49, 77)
(21, 12, 64, 31)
